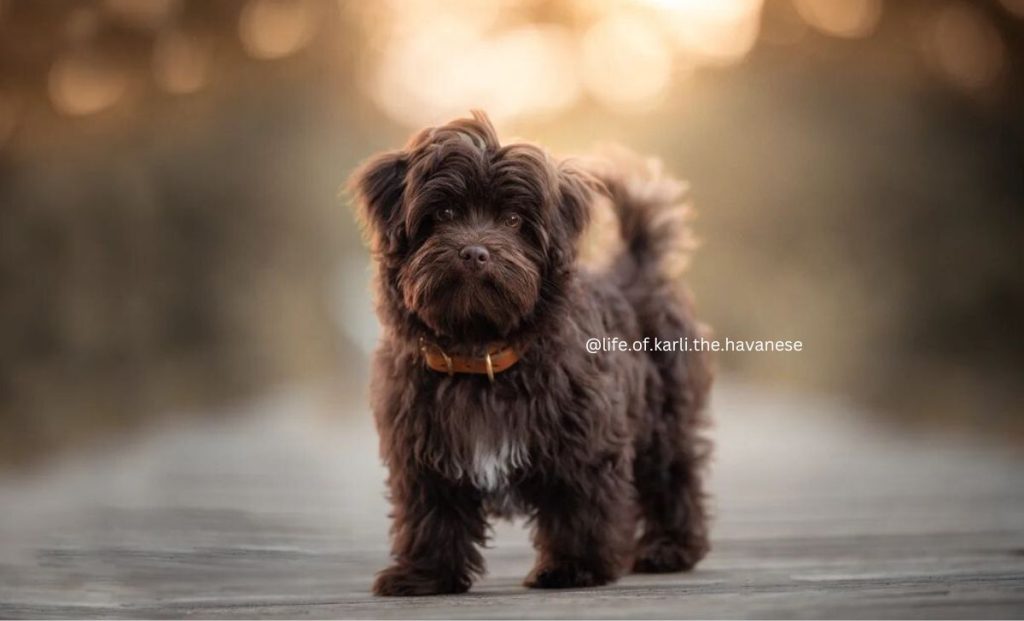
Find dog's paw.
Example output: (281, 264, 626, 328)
(633, 536, 708, 573)
(523, 561, 610, 589)
(372, 565, 471, 597)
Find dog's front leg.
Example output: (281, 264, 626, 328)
(374, 468, 487, 596)
(522, 456, 635, 589)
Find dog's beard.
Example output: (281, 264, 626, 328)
(399, 237, 542, 341)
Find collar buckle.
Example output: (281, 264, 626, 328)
(484, 352, 495, 383)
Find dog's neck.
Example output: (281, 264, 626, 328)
(422, 331, 516, 356)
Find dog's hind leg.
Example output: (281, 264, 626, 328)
(633, 313, 712, 573)
(632, 433, 709, 572)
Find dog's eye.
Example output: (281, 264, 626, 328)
(503, 213, 521, 228)
(435, 208, 455, 222)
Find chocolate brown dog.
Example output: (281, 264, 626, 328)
(349, 111, 711, 596)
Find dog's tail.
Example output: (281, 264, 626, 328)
(581, 146, 697, 285)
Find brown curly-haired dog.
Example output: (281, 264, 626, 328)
(349, 111, 711, 596)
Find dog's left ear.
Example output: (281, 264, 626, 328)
(547, 162, 598, 270)
(348, 150, 408, 254)
(556, 162, 597, 241)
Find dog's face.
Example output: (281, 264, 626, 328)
(351, 112, 594, 341)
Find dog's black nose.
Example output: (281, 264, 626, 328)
(459, 245, 489, 268)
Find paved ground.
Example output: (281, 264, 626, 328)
(1, 381, 1022, 619)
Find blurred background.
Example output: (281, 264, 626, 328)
(0, 0, 1022, 471)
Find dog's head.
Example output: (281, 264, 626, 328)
(350, 111, 596, 343)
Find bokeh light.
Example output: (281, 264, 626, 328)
(353, 0, 772, 127)
(920, 2, 1005, 93)
(654, 0, 764, 65)
(48, 52, 127, 116)
(792, 0, 883, 39)
(581, 13, 673, 111)
(239, 0, 317, 60)
(368, 16, 579, 126)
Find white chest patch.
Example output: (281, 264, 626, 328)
(470, 438, 528, 492)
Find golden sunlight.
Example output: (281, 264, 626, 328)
(369, 21, 578, 127)
(648, 0, 764, 65)
(351, 0, 766, 127)
(581, 13, 672, 110)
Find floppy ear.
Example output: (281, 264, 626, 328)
(348, 150, 408, 254)
(546, 162, 599, 270)
(556, 162, 598, 242)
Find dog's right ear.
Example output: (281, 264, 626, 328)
(348, 150, 408, 254)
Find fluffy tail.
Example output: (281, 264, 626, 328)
(580, 147, 697, 284)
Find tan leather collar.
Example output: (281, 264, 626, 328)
(419, 337, 522, 382)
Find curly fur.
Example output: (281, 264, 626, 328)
(349, 111, 712, 596)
